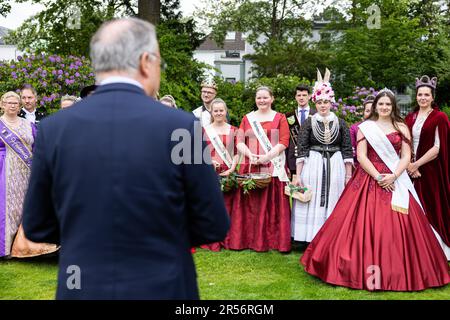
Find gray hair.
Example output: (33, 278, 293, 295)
(90, 18, 158, 75)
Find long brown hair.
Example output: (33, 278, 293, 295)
(369, 91, 411, 145)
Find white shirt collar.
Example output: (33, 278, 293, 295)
(313, 112, 337, 122)
(298, 105, 310, 113)
(22, 108, 36, 115)
(100, 76, 143, 89)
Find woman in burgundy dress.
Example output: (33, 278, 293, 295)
(405, 75, 449, 260)
(227, 86, 291, 252)
(301, 89, 450, 291)
(200, 98, 238, 251)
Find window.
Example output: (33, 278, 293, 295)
(225, 32, 236, 40)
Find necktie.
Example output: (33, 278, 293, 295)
(299, 109, 306, 125)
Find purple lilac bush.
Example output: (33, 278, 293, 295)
(0, 53, 95, 112)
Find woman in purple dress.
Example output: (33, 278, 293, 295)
(0, 91, 59, 258)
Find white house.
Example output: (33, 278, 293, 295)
(0, 26, 21, 61)
(194, 21, 334, 83)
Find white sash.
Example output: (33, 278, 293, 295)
(359, 121, 423, 214)
(204, 125, 233, 169)
(246, 112, 289, 182)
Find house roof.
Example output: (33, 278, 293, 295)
(197, 32, 245, 51)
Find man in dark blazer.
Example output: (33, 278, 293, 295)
(286, 84, 316, 175)
(22, 18, 230, 300)
(18, 85, 47, 124)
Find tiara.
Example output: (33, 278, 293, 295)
(415, 75, 437, 89)
(377, 87, 394, 97)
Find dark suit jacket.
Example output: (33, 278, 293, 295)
(286, 107, 316, 174)
(18, 108, 47, 124)
(22, 83, 230, 300)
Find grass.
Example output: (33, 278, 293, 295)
(1, 248, 449, 300)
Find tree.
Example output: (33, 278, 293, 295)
(198, 0, 332, 80)
(138, 0, 160, 25)
(328, 0, 450, 97)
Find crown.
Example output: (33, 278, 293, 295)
(201, 79, 218, 90)
(415, 75, 437, 90)
(377, 87, 395, 97)
(363, 94, 376, 105)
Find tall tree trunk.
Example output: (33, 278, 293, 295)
(138, 0, 160, 25)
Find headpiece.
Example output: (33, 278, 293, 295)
(201, 79, 218, 90)
(312, 68, 335, 103)
(376, 87, 395, 97)
(415, 75, 437, 90)
(363, 94, 375, 106)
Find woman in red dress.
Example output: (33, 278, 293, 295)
(301, 89, 450, 291)
(201, 98, 238, 251)
(405, 75, 449, 260)
(227, 86, 291, 252)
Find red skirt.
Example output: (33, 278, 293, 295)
(226, 178, 291, 252)
(301, 168, 450, 291)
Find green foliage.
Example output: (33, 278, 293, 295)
(441, 104, 450, 119)
(0, 53, 95, 113)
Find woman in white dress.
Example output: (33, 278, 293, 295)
(292, 69, 353, 243)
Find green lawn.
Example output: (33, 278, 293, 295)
(1, 248, 449, 300)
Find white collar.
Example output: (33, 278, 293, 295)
(100, 76, 143, 89)
(313, 112, 337, 122)
(22, 108, 36, 115)
(297, 105, 310, 112)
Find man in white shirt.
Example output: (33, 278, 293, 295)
(192, 80, 217, 127)
(19, 85, 46, 124)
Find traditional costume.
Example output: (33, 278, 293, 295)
(291, 69, 353, 242)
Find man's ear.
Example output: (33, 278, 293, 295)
(139, 52, 152, 78)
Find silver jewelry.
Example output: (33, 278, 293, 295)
(311, 113, 339, 145)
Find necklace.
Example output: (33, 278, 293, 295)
(1, 116, 20, 126)
(311, 113, 339, 145)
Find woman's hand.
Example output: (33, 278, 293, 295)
(212, 160, 221, 170)
(407, 162, 420, 175)
(219, 169, 234, 177)
(248, 153, 260, 165)
(410, 169, 422, 179)
(377, 174, 396, 191)
(255, 154, 271, 165)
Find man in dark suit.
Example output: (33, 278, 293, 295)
(18, 85, 47, 124)
(286, 84, 316, 175)
(22, 18, 230, 300)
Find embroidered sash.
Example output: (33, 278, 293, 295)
(204, 125, 233, 169)
(0, 119, 32, 169)
(246, 112, 289, 182)
(359, 121, 423, 214)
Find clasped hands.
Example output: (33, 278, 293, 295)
(376, 173, 396, 192)
(249, 153, 270, 165)
(406, 162, 421, 179)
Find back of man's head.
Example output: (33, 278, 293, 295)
(90, 18, 158, 76)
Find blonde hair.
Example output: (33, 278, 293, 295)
(256, 86, 274, 97)
(210, 98, 228, 124)
(159, 95, 177, 108)
(2, 91, 20, 103)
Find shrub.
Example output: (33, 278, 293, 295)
(0, 53, 95, 113)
